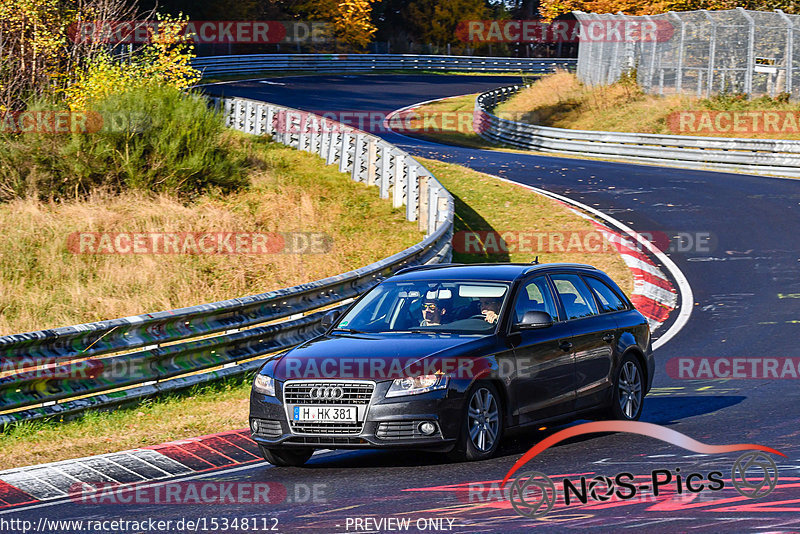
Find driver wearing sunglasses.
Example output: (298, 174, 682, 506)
(420, 298, 447, 326)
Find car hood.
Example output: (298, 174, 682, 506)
(270, 333, 497, 382)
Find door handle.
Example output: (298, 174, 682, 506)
(602, 333, 614, 343)
(559, 341, 573, 352)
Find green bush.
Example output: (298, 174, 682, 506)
(0, 86, 248, 202)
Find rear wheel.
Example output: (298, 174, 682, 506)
(259, 446, 313, 467)
(603, 353, 644, 420)
(447, 382, 503, 462)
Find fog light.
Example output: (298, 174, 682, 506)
(419, 421, 436, 435)
(251, 419, 259, 433)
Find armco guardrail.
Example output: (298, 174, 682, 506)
(475, 85, 800, 177)
(0, 96, 454, 427)
(193, 53, 576, 77)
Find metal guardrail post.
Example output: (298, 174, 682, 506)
(339, 132, 351, 173)
(393, 154, 405, 208)
(379, 145, 391, 198)
(406, 166, 418, 222)
(351, 134, 365, 182)
(366, 139, 378, 186)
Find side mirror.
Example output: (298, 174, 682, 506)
(515, 311, 554, 330)
(321, 309, 342, 330)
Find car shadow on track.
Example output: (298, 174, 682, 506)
(294, 395, 745, 469)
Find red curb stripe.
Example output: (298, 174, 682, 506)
(630, 295, 674, 323)
(0, 481, 36, 506)
(629, 268, 675, 291)
(145, 443, 217, 471)
(216, 432, 261, 458)
(198, 435, 259, 463)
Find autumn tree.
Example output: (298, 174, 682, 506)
(405, 0, 493, 47)
(299, 0, 379, 50)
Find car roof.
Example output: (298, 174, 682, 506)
(391, 262, 599, 282)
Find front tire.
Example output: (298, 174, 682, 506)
(447, 382, 503, 462)
(259, 446, 313, 467)
(603, 353, 645, 420)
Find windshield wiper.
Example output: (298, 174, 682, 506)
(330, 327, 368, 334)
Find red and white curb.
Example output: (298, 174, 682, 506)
(0, 429, 260, 509)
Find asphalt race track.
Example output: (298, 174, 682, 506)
(6, 75, 800, 532)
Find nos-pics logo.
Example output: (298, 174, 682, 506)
(503, 421, 782, 518)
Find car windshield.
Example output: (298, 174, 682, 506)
(333, 280, 510, 334)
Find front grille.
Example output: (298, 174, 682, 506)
(283, 381, 374, 405)
(284, 380, 375, 435)
(290, 422, 363, 434)
(376, 421, 440, 440)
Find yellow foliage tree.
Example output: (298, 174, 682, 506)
(64, 14, 200, 110)
(303, 0, 379, 50)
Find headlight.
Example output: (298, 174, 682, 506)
(386, 374, 448, 398)
(253, 374, 275, 396)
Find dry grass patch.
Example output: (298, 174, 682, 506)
(0, 137, 422, 335)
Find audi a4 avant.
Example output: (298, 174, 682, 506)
(250, 263, 653, 466)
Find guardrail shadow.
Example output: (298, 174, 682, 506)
(450, 191, 511, 264)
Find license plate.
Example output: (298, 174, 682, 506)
(293, 405, 357, 423)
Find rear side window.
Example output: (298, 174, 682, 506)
(584, 276, 628, 313)
(514, 276, 559, 323)
(551, 274, 599, 320)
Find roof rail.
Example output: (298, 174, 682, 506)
(393, 263, 463, 276)
(522, 262, 598, 275)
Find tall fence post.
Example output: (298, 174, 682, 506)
(738, 7, 755, 96)
(701, 10, 716, 97)
(669, 12, 685, 94)
(777, 9, 794, 96)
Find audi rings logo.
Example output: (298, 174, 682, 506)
(509, 471, 556, 518)
(732, 451, 779, 499)
(309, 386, 344, 400)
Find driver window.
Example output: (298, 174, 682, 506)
(514, 277, 558, 323)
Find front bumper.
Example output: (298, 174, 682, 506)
(249, 380, 464, 451)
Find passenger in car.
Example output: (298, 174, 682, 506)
(478, 297, 502, 324)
